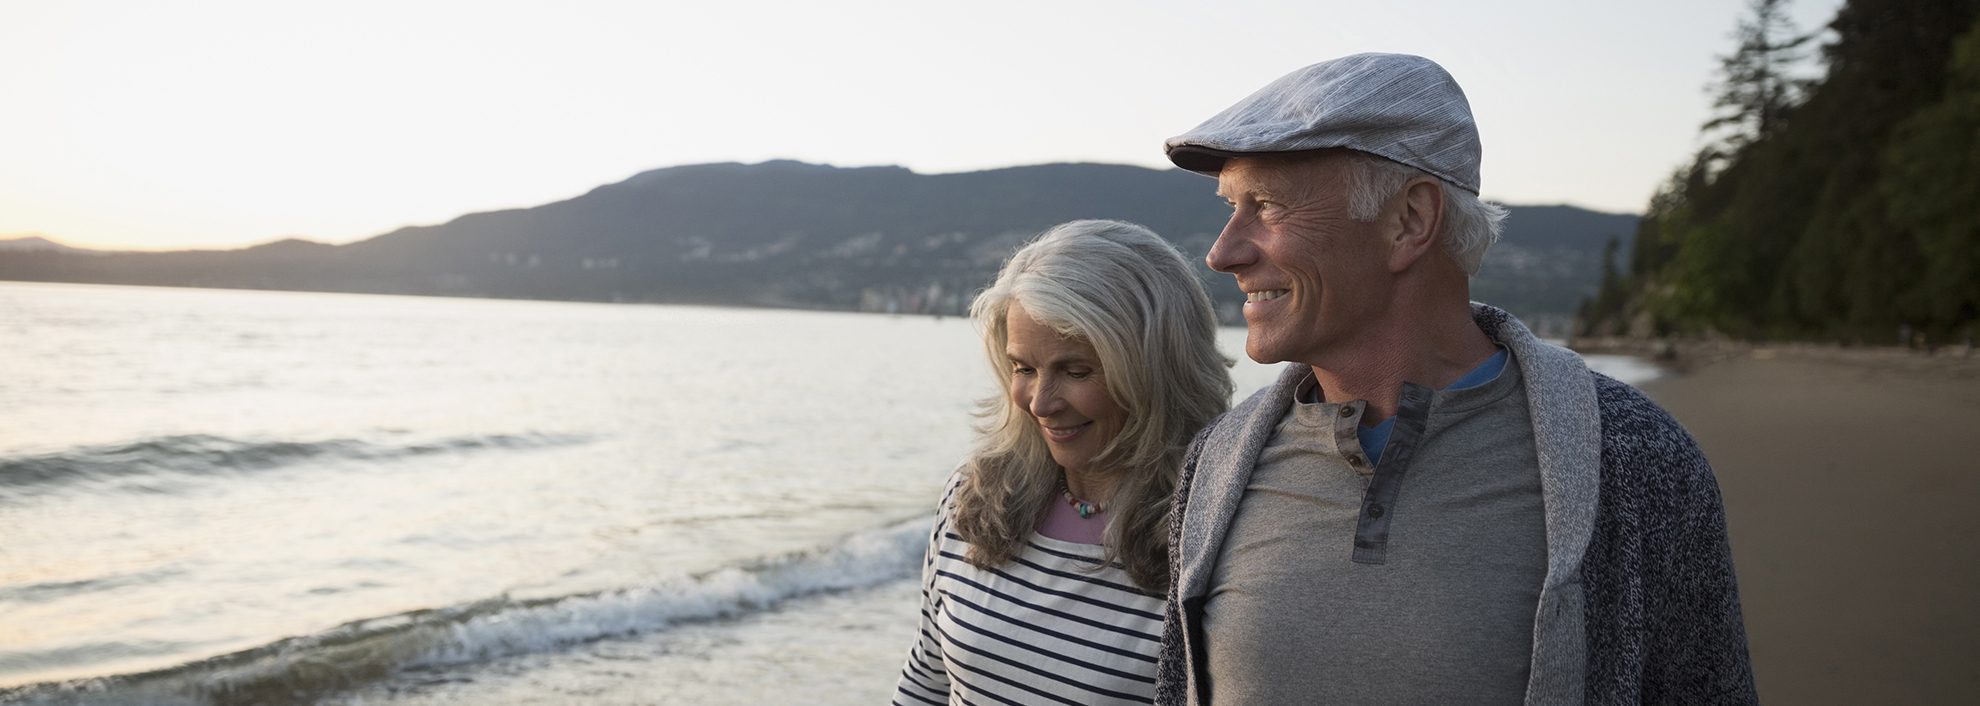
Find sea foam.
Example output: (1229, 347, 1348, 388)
(0, 517, 930, 706)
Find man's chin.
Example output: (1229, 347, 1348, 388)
(1243, 339, 1289, 366)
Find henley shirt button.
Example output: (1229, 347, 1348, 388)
(1347, 455, 1366, 467)
(1367, 503, 1385, 518)
(1339, 406, 1355, 418)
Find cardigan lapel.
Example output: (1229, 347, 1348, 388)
(1473, 304, 1600, 706)
(1176, 362, 1307, 602)
(1172, 306, 1603, 706)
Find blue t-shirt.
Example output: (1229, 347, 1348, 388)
(1358, 347, 1508, 466)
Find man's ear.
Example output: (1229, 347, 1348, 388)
(1388, 177, 1446, 273)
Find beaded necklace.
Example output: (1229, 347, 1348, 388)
(1059, 478, 1104, 519)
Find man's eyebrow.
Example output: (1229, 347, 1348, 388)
(1218, 184, 1282, 201)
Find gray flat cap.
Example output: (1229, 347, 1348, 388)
(1165, 53, 1483, 194)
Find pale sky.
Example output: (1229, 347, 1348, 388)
(1, 0, 1843, 251)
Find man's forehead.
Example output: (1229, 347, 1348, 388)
(1214, 160, 1278, 197)
(1215, 155, 1337, 196)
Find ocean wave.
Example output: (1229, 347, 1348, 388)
(0, 433, 591, 497)
(0, 567, 190, 606)
(0, 517, 930, 706)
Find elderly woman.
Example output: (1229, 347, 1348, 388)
(894, 220, 1232, 705)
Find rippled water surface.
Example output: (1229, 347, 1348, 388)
(0, 283, 1015, 702)
(0, 282, 1644, 705)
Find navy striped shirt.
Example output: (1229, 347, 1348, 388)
(895, 472, 1165, 706)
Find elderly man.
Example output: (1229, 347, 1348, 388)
(1155, 54, 1755, 705)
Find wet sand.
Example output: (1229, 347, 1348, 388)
(1637, 348, 1980, 705)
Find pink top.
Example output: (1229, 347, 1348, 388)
(1036, 495, 1107, 545)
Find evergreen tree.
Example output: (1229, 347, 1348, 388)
(1608, 0, 1980, 341)
(1779, 0, 1980, 338)
(1703, 0, 1815, 161)
(1878, 17, 1980, 336)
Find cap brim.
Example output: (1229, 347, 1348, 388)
(1167, 145, 1344, 177)
(1165, 144, 1246, 176)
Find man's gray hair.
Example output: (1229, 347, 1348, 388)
(1343, 153, 1508, 275)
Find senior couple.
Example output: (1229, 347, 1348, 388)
(893, 54, 1756, 706)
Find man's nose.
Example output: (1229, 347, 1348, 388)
(1205, 217, 1256, 274)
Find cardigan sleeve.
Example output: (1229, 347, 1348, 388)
(1650, 434, 1758, 704)
(1591, 374, 1758, 705)
(1154, 428, 1213, 706)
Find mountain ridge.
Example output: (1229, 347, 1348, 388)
(0, 160, 1636, 331)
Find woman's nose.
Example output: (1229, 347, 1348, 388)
(1027, 381, 1064, 418)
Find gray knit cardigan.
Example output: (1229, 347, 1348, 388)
(1156, 304, 1757, 705)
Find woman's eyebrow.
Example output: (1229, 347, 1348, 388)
(1003, 350, 1094, 367)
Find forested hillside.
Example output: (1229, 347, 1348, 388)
(1583, 0, 1980, 344)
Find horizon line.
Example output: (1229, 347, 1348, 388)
(7, 158, 1640, 253)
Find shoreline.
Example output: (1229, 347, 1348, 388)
(1572, 335, 1980, 378)
(1629, 344, 1980, 704)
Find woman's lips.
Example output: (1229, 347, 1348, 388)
(1042, 421, 1091, 442)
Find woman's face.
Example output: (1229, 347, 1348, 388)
(1004, 300, 1126, 475)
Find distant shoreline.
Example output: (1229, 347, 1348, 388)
(1570, 335, 1980, 378)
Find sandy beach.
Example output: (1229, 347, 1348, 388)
(1636, 347, 1980, 705)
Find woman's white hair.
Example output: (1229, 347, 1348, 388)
(953, 219, 1232, 592)
(1343, 152, 1509, 275)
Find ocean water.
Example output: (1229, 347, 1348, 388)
(0, 282, 1651, 705)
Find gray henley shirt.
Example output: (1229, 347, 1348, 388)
(1201, 351, 1546, 704)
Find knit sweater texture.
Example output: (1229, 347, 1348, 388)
(1154, 304, 1757, 706)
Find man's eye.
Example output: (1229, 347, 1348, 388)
(1012, 366, 1035, 376)
(1067, 369, 1094, 380)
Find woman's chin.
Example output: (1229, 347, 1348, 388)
(1048, 449, 1096, 475)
